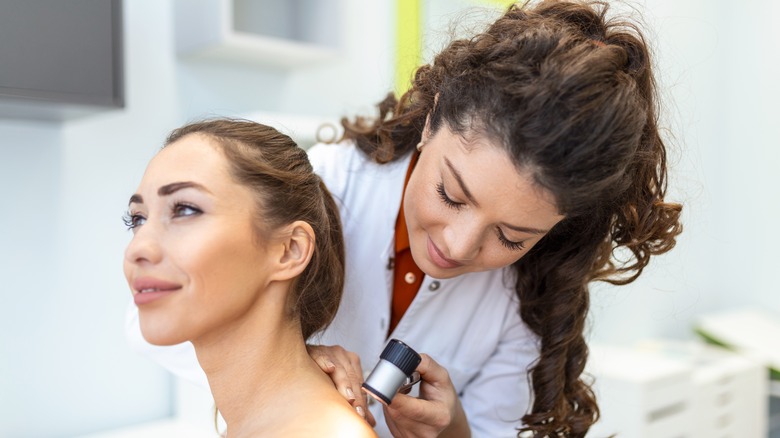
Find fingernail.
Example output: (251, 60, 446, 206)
(325, 360, 335, 370)
(346, 387, 356, 401)
(356, 406, 365, 417)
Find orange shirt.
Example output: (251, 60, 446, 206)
(389, 152, 424, 335)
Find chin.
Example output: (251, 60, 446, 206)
(139, 315, 189, 346)
(418, 260, 463, 280)
(425, 267, 463, 280)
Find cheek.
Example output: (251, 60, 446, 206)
(173, 233, 267, 335)
(406, 187, 444, 230)
(183, 235, 261, 300)
(157, 226, 242, 309)
(479, 238, 536, 271)
(171, 239, 211, 284)
(480, 248, 521, 270)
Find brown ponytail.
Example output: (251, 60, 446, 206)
(294, 177, 346, 339)
(342, 1, 682, 436)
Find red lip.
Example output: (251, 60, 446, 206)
(426, 237, 463, 269)
(131, 277, 182, 305)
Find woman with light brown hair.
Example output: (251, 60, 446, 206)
(123, 119, 376, 437)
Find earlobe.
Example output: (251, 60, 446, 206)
(271, 221, 315, 282)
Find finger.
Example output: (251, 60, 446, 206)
(382, 405, 402, 437)
(308, 345, 374, 424)
(386, 392, 451, 431)
(339, 353, 365, 405)
(315, 356, 338, 374)
(364, 404, 377, 427)
(385, 392, 428, 421)
(354, 402, 377, 427)
(415, 353, 450, 387)
(347, 377, 371, 424)
(307, 346, 337, 374)
(328, 365, 357, 403)
(347, 354, 364, 381)
(350, 382, 368, 408)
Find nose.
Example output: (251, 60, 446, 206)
(124, 225, 163, 267)
(441, 218, 482, 262)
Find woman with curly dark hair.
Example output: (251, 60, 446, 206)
(127, 1, 682, 436)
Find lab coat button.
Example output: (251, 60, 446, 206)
(428, 281, 440, 291)
(404, 272, 416, 284)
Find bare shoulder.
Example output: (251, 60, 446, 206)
(326, 408, 378, 438)
(275, 402, 378, 437)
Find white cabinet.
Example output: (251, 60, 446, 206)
(174, 0, 341, 68)
(588, 341, 768, 438)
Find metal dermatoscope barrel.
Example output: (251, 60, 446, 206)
(362, 339, 422, 405)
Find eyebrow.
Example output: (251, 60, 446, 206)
(444, 157, 480, 208)
(444, 158, 551, 236)
(127, 181, 210, 206)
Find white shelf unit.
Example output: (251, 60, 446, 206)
(587, 340, 769, 438)
(174, 0, 341, 68)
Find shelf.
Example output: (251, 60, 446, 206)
(178, 32, 338, 69)
(174, 0, 340, 69)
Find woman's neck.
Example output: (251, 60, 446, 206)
(191, 283, 328, 437)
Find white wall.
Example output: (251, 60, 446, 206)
(1, 0, 778, 436)
(587, 0, 780, 344)
(588, 0, 726, 343)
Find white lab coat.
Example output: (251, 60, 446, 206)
(125, 141, 540, 438)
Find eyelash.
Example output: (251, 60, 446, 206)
(123, 211, 145, 231)
(436, 182, 526, 251)
(497, 228, 526, 251)
(436, 182, 464, 210)
(122, 202, 202, 231)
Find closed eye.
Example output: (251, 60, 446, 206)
(436, 182, 464, 211)
(496, 228, 525, 251)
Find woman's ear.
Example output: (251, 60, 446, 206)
(269, 221, 315, 282)
(422, 113, 432, 143)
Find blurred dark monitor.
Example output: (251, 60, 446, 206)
(0, 0, 124, 121)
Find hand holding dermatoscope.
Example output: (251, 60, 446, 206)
(362, 339, 422, 405)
